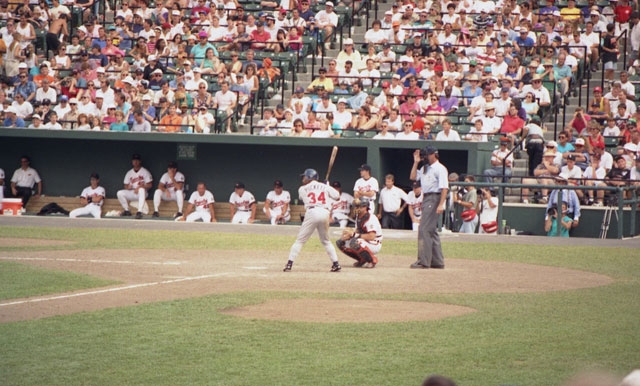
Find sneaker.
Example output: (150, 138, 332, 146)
(152, 211, 159, 218)
(121, 210, 132, 216)
(522, 199, 529, 204)
(283, 261, 293, 272)
(330, 262, 341, 272)
(587, 198, 594, 206)
(135, 212, 143, 219)
(593, 202, 604, 207)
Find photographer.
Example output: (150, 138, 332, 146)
(476, 187, 499, 234)
(453, 175, 478, 234)
(544, 202, 573, 237)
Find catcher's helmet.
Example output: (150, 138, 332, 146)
(300, 168, 319, 181)
(353, 197, 370, 208)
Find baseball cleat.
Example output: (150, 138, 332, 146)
(121, 210, 132, 217)
(330, 262, 342, 272)
(135, 212, 143, 219)
(363, 262, 376, 268)
(152, 211, 159, 218)
(283, 261, 293, 272)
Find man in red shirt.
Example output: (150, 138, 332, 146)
(250, 21, 272, 51)
(615, 0, 633, 25)
(500, 103, 525, 146)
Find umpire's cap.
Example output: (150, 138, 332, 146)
(420, 146, 438, 158)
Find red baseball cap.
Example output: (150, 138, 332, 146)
(594, 86, 602, 92)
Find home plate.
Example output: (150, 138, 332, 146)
(243, 266, 268, 270)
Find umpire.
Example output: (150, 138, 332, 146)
(409, 146, 448, 269)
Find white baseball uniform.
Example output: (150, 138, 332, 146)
(288, 180, 341, 263)
(116, 167, 153, 212)
(404, 191, 423, 231)
(353, 176, 379, 212)
(153, 171, 186, 212)
(353, 212, 383, 254)
(69, 186, 106, 218)
(185, 190, 215, 222)
(229, 190, 256, 224)
(330, 192, 354, 228)
(263, 189, 291, 225)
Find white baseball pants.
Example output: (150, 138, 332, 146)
(69, 204, 102, 219)
(153, 189, 184, 212)
(288, 207, 338, 263)
(117, 188, 147, 212)
(185, 211, 212, 223)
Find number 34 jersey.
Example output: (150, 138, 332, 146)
(298, 181, 341, 211)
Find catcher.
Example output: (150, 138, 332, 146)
(336, 197, 383, 268)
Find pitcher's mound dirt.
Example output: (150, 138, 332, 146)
(221, 299, 476, 323)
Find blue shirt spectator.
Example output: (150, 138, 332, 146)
(14, 77, 37, 102)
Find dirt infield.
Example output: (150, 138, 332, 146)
(0, 245, 614, 324)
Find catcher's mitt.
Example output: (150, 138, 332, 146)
(341, 228, 354, 241)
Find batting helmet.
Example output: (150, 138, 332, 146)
(300, 168, 319, 181)
(353, 197, 370, 208)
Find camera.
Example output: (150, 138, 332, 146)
(547, 207, 556, 216)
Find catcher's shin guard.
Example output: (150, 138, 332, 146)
(337, 240, 363, 262)
(347, 239, 378, 264)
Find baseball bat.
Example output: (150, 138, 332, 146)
(325, 146, 339, 182)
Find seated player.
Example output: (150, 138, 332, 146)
(178, 182, 216, 223)
(152, 161, 185, 218)
(263, 180, 291, 225)
(69, 173, 105, 219)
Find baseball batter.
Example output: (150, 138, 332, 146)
(405, 181, 424, 231)
(116, 154, 153, 219)
(353, 164, 379, 212)
(69, 173, 106, 219)
(179, 182, 216, 223)
(337, 198, 383, 268)
(152, 161, 185, 218)
(263, 180, 291, 225)
(229, 182, 256, 224)
(329, 181, 354, 228)
(283, 168, 342, 272)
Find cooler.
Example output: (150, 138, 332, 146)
(1, 199, 23, 216)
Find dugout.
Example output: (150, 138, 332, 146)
(0, 129, 493, 200)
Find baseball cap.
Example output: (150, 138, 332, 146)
(484, 102, 495, 110)
(412, 181, 421, 188)
(614, 155, 625, 161)
(358, 164, 372, 172)
(295, 86, 304, 93)
(331, 181, 341, 188)
(90, 172, 100, 179)
(274, 180, 283, 187)
(423, 146, 438, 155)
(567, 154, 576, 161)
(594, 86, 602, 92)
(575, 138, 585, 145)
(547, 140, 558, 147)
(500, 137, 510, 144)
(234, 182, 245, 189)
(326, 1, 334, 6)
(338, 98, 348, 104)
(132, 153, 142, 160)
(60, 95, 69, 102)
(4, 106, 16, 114)
(32, 114, 41, 120)
(501, 86, 510, 93)
(344, 38, 353, 45)
(543, 150, 555, 157)
(18, 63, 27, 69)
(142, 94, 152, 101)
(381, 81, 390, 88)
(172, 10, 181, 15)
(318, 67, 327, 73)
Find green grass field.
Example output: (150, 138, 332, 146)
(1, 226, 639, 386)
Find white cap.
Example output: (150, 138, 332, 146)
(384, 10, 392, 15)
(343, 38, 353, 45)
(547, 140, 558, 147)
(152, 68, 163, 75)
(184, 60, 191, 66)
(18, 63, 27, 69)
(399, 55, 412, 62)
(123, 76, 135, 84)
(553, 10, 561, 16)
(325, 1, 334, 6)
(96, 67, 105, 73)
(106, 104, 116, 109)
(338, 98, 347, 104)
(32, 114, 41, 120)
(69, 98, 78, 104)
(148, 54, 157, 61)
(193, 67, 202, 73)
(5, 106, 16, 114)
(142, 94, 152, 101)
(413, 32, 422, 38)
(77, 25, 88, 34)
(575, 138, 585, 145)
(172, 10, 181, 15)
